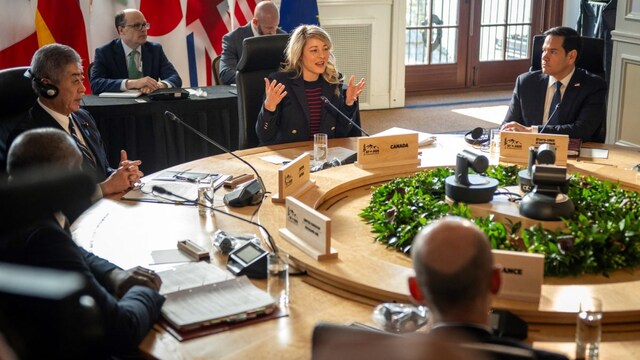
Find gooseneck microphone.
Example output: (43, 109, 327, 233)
(319, 96, 370, 136)
(152, 185, 279, 254)
(539, 104, 560, 134)
(163, 111, 265, 207)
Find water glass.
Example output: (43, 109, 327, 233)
(314, 133, 328, 165)
(490, 128, 501, 154)
(196, 179, 212, 216)
(575, 297, 603, 359)
(267, 253, 289, 307)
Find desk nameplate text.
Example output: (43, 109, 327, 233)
(355, 133, 420, 169)
(499, 132, 569, 165)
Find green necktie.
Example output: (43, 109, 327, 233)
(128, 49, 142, 79)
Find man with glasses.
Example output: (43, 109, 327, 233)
(219, 0, 285, 85)
(90, 9, 182, 95)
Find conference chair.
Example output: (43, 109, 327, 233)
(212, 55, 222, 86)
(530, 35, 607, 143)
(236, 34, 289, 149)
(0, 66, 37, 174)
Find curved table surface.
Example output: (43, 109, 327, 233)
(73, 135, 640, 359)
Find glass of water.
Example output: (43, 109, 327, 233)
(313, 133, 328, 166)
(196, 179, 212, 216)
(575, 297, 603, 360)
(267, 252, 289, 307)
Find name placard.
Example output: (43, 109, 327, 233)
(499, 132, 569, 165)
(492, 250, 544, 303)
(271, 152, 316, 203)
(278, 196, 338, 261)
(355, 133, 420, 170)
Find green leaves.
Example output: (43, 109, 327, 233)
(358, 165, 640, 277)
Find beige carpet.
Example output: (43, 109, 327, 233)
(361, 90, 513, 134)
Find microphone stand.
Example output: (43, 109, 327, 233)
(319, 96, 370, 136)
(164, 111, 266, 205)
(152, 185, 278, 254)
(539, 104, 560, 134)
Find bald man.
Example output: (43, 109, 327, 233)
(409, 217, 567, 360)
(3, 128, 165, 358)
(90, 8, 182, 94)
(219, 1, 286, 85)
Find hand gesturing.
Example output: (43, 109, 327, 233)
(263, 78, 288, 112)
(345, 75, 366, 106)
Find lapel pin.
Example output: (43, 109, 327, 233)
(574, 83, 581, 87)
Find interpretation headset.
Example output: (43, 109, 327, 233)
(24, 69, 59, 99)
(464, 127, 490, 146)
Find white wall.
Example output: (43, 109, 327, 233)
(563, 0, 581, 28)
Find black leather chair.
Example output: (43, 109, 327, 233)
(530, 34, 605, 79)
(0, 66, 37, 174)
(236, 34, 289, 149)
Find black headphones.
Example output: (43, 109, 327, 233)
(24, 69, 59, 99)
(464, 127, 490, 145)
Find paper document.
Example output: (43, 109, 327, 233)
(161, 275, 275, 331)
(374, 127, 437, 146)
(158, 262, 230, 295)
(98, 90, 142, 98)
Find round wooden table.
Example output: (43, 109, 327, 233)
(73, 135, 640, 359)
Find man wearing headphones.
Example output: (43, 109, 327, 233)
(7, 43, 142, 196)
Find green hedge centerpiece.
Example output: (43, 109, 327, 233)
(358, 165, 640, 277)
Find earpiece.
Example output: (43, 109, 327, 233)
(464, 127, 489, 145)
(25, 69, 59, 99)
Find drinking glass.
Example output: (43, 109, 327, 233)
(196, 179, 212, 216)
(267, 253, 289, 307)
(575, 297, 603, 360)
(490, 128, 501, 154)
(314, 133, 328, 165)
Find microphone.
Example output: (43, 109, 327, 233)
(152, 185, 278, 254)
(319, 96, 370, 136)
(164, 111, 265, 207)
(539, 104, 560, 134)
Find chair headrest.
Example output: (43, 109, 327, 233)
(0, 66, 37, 117)
(237, 34, 290, 72)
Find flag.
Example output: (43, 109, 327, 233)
(0, 1, 38, 68)
(0, 0, 259, 88)
(35, 0, 91, 91)
(279, 0, 320, 33)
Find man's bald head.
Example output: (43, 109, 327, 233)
(411, 217, 494, 315)
(7, 128, 82, 177)
(253, 1, 280, 35)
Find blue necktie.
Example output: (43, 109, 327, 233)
(548, 81, 562, 122)
(68, 116, 96, 168)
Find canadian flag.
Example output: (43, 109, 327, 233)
(0, 0, 258, 88)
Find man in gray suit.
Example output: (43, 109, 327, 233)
(219, 1, 285, 85)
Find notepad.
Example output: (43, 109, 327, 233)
(158, 262, 275, 331)
(98, 90, 142, 98)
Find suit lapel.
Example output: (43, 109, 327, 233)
(113, 40, 129, 79)
(558, 69, 584, 125)
(532, 73, 548, 125)
(141, 43, 151, 77)
(289, 77, 310, 128)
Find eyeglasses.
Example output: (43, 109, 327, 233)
(124, 22, 151, 31)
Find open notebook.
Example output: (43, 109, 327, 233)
(159, 262, 276, 331)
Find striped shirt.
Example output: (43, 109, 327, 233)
(304, 79, 323, 138)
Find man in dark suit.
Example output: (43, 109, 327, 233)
(3, 128, 165, 358)
(408, 217, 568, 360)
(7, 43, 142, 196)
(90, 9, 182, 95)
(219, 0, 285, 85)
(501, 27, 607, 142)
